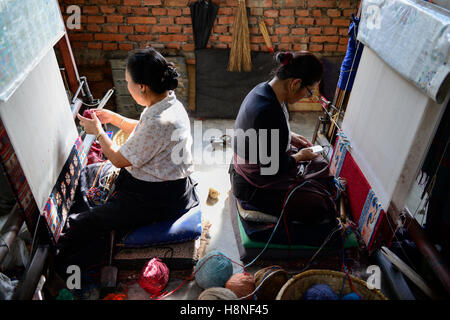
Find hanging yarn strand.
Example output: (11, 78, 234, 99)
(228, 0, 252, 72)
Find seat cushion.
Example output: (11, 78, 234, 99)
(120, 205, 202, 248)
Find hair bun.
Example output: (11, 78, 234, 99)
(275, 51, 293, 66)
(162, 65, 179, 91)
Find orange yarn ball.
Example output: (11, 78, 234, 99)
(225, 272, 255, 300)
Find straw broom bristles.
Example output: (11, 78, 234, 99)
(228, 0, 252, 72)
(258, 20, 274, 54)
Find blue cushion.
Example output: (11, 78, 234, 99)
(120, 206, 202, 248)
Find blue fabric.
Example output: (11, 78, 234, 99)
(120, 205, 202, 248)
(337, 15, 364, 92)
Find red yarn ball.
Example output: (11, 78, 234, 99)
(138, 257, 170, 296)
(225, 272, 255, 300)
(83, 109, 95, 119)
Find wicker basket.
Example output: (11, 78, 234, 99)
(276, 269, 387, 300)
(112, 129, 129, 147)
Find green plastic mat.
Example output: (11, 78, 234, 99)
(237, 211, 359, 250)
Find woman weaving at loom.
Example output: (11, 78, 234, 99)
(55, 47, 198, 274)
(230, 51, 338, 229)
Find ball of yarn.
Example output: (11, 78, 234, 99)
(82, 109, 95, 119)
(225, 272, 255, 300)
(194, 250, 233, 289)
(198, 287, 238, 300)
(342, 292, 361, 300)
(138, 257, 170, 296)
(253, 266, 288, 300)
(302, 284, 338, 300)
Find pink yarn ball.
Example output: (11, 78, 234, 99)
(225, 272, 255, 300)
(138, 257, 170, 296)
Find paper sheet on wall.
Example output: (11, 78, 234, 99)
(0, 0, 65, 102)
(358, 0, 450, 103)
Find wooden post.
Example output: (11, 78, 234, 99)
(56, 33, 80, 96)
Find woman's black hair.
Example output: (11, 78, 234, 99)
(126, 47, 179, 94)
(272, 51, 324, 87)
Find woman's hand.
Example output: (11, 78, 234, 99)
(291, 132, 313, 149)
(77, 112, 103, 136)
(293, 148, 319, 162)
(93, 109, 115, 124)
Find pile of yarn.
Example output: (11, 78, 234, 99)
(302, 284, 338, 300)
(253, 266, 288, 300)
(138, 257, 170, 296)
(198, 287, 238, 300)
(225, 272, 255, 300)
(194, 250, 233, 289)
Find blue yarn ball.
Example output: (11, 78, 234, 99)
(302, 284, 338, 300)
(194, 250, 233, 289)
(342, 292, 361, 300)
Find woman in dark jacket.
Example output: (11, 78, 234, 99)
(230, 51, 336, 225)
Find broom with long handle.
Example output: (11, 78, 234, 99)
(228, 0, 252, 72)
(259, 20, 274, 54)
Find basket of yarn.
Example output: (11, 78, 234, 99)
(253, 266, 289, 300)
(194, 250, 233, 289)
(225, 272, 255, 300)
(112, 129, 129, 147)
(276, 269, 387, 300)
(138, 257, 170, 296)
(198, 287, 238, 300)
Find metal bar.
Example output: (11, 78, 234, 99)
(11, 245, 50, 300)
(404, 208, 450, 296)
(0, 204, 24, 265)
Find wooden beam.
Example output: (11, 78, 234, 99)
(56, 33, 80, 96)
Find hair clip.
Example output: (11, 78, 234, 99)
(282, 52, 293, 66)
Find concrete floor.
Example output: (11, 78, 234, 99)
(121, 112, 322, 300)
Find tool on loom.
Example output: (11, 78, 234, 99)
(100, 230, 118, 294)
(258, 20, 274, 54)
(228, 0, 252, 72)
(380, 246, 438, 299)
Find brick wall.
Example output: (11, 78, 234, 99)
(58, 0, 359, 110)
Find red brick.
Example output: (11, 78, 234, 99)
(219, 8, 234, 15)
(277, 43, 292, 51)
(337, 44, 347, 52)
(332, 18, 349, 26)
(104, 25, 118, 33)
(251, 44, 260, 51)
(297, 17, 314, 25)
(275, 27, 289, 34)
(312, 9, 322, 17)
(134, 7, 149, 15)
(123, 0, 140, 5)
(219, 35, 233, 43)
(264, 10, 278, 18)
(127, 17, 157, 24)
(339, 37, 348, 45)
(168, 25, 182, 33)
(307, 27, 321, 35)
(182, 43, 195, 51)
(136, 25, 151, 33)
(324, 44, 337, 51)
(293, 44, 308, 51)
(87, 16, 105, 24)
(184, 26, 193, 34)
(316, 17, 331, 25)
(279, 17, 295, 25)
(250, 36, 265, 44)
(343, 9, 356, 16)
(117, 6, 132, 14)
(119, 25, 134, 33)
(295, 9, 309, 17)
(248, 0, 273, 7)
(128, 34, 156, 41)
(152, 25, 167, 33)
(292, 27, 306, 35)
(83, 6, 99, 14)
(218, 16, 234, 24)
(152, 8, 167, 15)
(339, 0, 351, 8)
(119, 43, 134, 51)
(71, 42, 85, 49)
(263, 18, 275, 26)
(159, 17, 174, 25)
(250, 8, 263, 16)
(159, 34, 188, 42)
(107, 15, 124, 23)
(143, 0, 162, 5)
(88, 42, 103, 49)
(168, 8, 182, 16)
(327, 9, 341, 17)
(94, 33, 126, 41)
(182, 7, 191, 15)
(309, 44, 323, 51)
(324, 27, 337, 34)
(284, 0, 305, 7)
(103, 43, 118, 51)
(280, 9, 294, 16)
(87, 24, 101, 32)
(167, 43, 181, 50)
(165, 0, 188, 6)
(308, 0, 335, 7)
(213, 25, 228, 33)
(100, 6, 115, 14)
(69, 33, 93, 41)
(310, 35, 339, 43)
(176, 17, 192, 24)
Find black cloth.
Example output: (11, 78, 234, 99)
(55, 168, 199, 274)
(190, 0, 218, 49)
(233, 81, 296, 174)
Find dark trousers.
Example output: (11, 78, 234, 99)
(55, 168, 198, 274)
